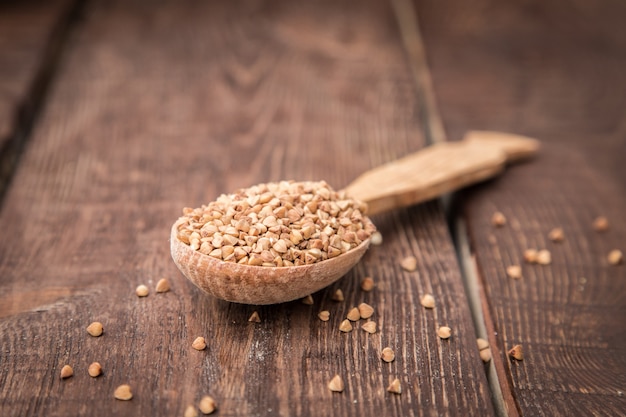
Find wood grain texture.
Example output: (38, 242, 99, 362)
(0, 0, 76, 195)
(0, 0, 68, 140)
(416, 0, 626, 415)
(0, 1, 493, 416)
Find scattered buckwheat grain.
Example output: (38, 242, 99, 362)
(60, 365, 73, 379)
(593, 216, 609, 232)
(491, 211, 507, 227)
(420, 294, 435, 309)
(387, 378, 402, 395)
(331, 289, 344, 302)
(358, 303, 374, 319)
(608, 249, 623, 265)
(508, 345, 524, 361)
(360, 277, 375, 292)
(362, 321, 377, 334)
(248, 311, 261, 323)
(537, 249, 552, 265)
(476, 338, 490, 351)
(328, 374, 344, 392)
(339, 319, 353, 333)
(381, 347, 395, 363)
(192, 337, 207, 351)
(88, 362, 102, 377)
(480, 348, 492, 363)
(477, 338, 491, 362)
(523, 249, 538, 263)
(175, 181, 376, 267)
(400, 256, 417, 272)
(437, 326, 452, 339)
(86, 321, 104, 337)
(199, 396, 217, 414)
(184, 405, 199, 417)
(156, 278, 170, 293)
(548, 227, 564, 242)
(114, 384, 133, 401)
(318, 311, 330, 322)
(506, 265, 522, 279)
(301, 295, 314, 305)
(347, 307, 361, 321)
(136, 284, 149, 297)
(370, 231, 383, 246)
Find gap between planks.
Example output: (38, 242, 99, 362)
(455, 219, 520, 417)
(389, 0, 510, 415)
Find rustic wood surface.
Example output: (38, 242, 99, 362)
(417, 0, 626, 415)
(0, 0, 77, 197)
(0, 1, 494, 416)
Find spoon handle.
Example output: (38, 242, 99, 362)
(343, 131, 540, 216)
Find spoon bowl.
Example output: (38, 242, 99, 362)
(171, 223, 371, 304)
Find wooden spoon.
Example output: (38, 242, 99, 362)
(170, 131, 539, 304)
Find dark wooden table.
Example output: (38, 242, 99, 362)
(1, 0, 624, 416)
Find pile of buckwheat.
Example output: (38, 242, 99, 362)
(175, 181, 376, 267)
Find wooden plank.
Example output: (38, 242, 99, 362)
(415, 0, 626, 415)
(0, 0, 77, 196)
(0, 1, 493, 416)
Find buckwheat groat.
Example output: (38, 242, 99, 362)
(175, 181, 376, 267)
